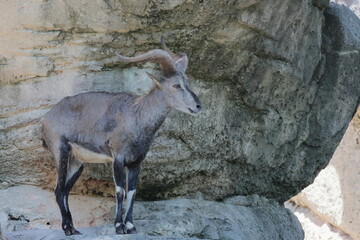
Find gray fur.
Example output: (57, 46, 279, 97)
(41, 42, 202, 236)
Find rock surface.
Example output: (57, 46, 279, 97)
(1, 186, 303, 240)
(332, 0, 360, 16)
(291, 108, 360, 240)
(1, 0, 359, 203)
(8, 230, 198, 240)
(0, 185, 114, 233)
(0, 0, 360, 201)
(288, 3, 360, 240)
(2, 1, 360, 239)
(0, 223, 4, 240)
(286, 202, 353, 240)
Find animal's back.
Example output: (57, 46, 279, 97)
(42, 91, 135, 150)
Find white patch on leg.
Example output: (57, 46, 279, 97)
(124, 190, 136, 220)
(114, 185, 125, 217)
(125, 222, 134, 230)
(115, 223, 121, 227)
(115, 186, 124, 194)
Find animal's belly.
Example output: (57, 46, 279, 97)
(69, 142, 113, 163)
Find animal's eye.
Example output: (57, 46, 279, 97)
(173, 84, 181, 89)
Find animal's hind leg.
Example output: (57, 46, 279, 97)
(54, 140, 83, 236)
(124, 164, 141, 234)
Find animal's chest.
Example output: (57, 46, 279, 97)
(69, 123, 157, 164)
(109, 125, 158, 163)
(123, 136, 154, 164)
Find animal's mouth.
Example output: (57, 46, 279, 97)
(188, 108, 196, 114)
(188, 107, 201, 115)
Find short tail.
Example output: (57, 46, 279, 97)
(42, 139, 48, 149)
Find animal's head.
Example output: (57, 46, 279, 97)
(114, 38, 202, 116)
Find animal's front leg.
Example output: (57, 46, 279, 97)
(113, 155, 126, 234)
(124, 164, 141, 234)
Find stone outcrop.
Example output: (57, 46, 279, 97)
(2, 0, 358, 203)
(289, 3, 360, 240)
(1, 186, 304, 240)
(292, 109, 360, 240)
(332, 0, 360, 16)
(1, 0, 359, 239)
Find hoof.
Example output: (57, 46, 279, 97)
(124, 222, 137, 234)
(115, 222, 126, 234)
(64, 225, 81, 236)
(73, 229, 81, 235)
(125, 227, 137, 234)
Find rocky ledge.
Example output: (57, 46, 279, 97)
(0, 186, 303, 240)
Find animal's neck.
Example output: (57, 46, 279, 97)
(134, 87, 170, 134)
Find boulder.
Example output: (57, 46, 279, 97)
(292, 109, 360, 240)
(289, 3, 360, 239)
(1, 186, 303, 240)
(3, 0, 360, 239)
(3, 0, 358, 203)
(1, 0, 360, 201)
(332, 0, 360, 16)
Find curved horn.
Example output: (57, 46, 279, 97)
(160, 36, 178, 59)
(160, 37, 188, 73)
(114, 49, 177, 78)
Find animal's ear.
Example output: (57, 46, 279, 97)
(175, 54, 188, 73)
(146, 72, 161, 88)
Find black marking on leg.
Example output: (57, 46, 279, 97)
(55, 141, 70, 223)
(113, 155, 125, 234)
(65, 164, 84, 194)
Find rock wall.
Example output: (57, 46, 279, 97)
(2, 0, 360, 239)
(2, 0, 358, 203)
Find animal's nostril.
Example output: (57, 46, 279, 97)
(196, 105, 202, 109)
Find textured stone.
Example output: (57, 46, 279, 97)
(313, 0, 330, 9)
(0, 186, 114, 233)
(0, 0, 359, 204)
(286, 4, 360, 239)
(288, 4, 360, 239)
(0, 56, 53, 85)
(8, 230, 197, 240)
(286, 202, 353, 240)
(1, 186, 303, 240)
(0, 223, 4, 240)
(332, 0, 360, 17)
